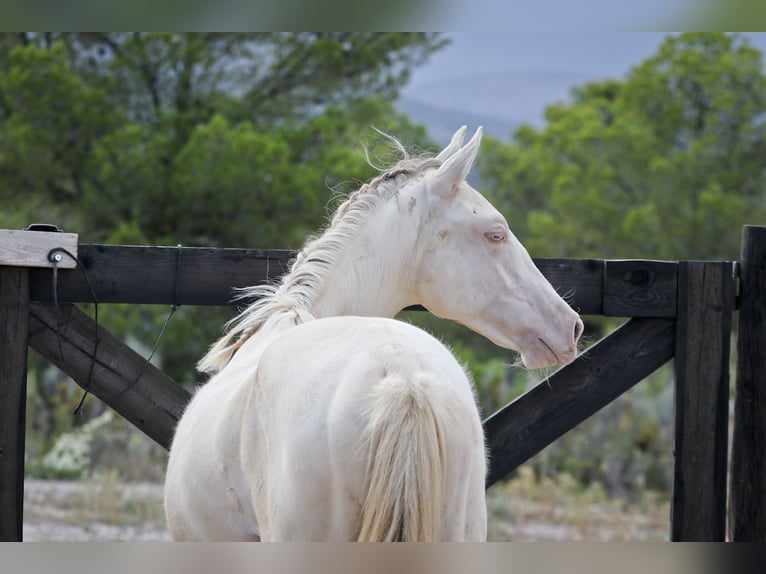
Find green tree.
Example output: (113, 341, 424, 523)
(479, 32, 766, 261)
(0, 32, 442, 246)
(476, 33, 766, 497)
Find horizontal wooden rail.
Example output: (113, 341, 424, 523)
(30, 245, 292, 307)
(23, 243, 717, 318)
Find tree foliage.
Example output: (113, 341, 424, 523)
(475, 33, 766, 496)
(479, 33, 766, 261)
(0, 32, 441, 247)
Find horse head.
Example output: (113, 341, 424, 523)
(413, 126, 583, 369)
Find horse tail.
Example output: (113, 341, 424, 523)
(357, 372, 447, 542)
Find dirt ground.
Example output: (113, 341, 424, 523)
(23, 478, 170, 542)
(22, 477, 669, 542)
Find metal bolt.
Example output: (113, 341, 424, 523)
(52, 254, 62, 262)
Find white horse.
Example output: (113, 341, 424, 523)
(164, 126, 582, 541)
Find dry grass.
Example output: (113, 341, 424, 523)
(23, 473, 170, 541)
(23, 466, 670, 541)
(487, 466, 670, 541)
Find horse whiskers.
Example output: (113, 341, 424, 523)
(559, 288, 577, 305)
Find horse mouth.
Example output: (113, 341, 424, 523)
(538, 338, 560, 364)
(521, 338, 577, 369)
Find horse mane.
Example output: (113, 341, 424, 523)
(197, 139, 443, 374)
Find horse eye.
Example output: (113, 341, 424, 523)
(486, 231, 506, 242)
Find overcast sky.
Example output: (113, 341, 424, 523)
(404, 33, 673, 91)
(400, 32, 766, 128)
(407, 32, 766, 88)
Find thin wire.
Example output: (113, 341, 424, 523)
(109, 244, 183, 400)
(114, 304, 178, 398)
(172, 243, 182, 310)
(48, 247, 99, 415)
(48, 245, 182, 412)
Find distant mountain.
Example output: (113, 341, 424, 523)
(396, 97, 520, 145)
(398, 69, 600, 145)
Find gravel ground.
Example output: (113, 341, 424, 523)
(23, 478, 170, 542)
(22, 477, 668, 542)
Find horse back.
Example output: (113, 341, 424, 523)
(244, 316, 486, 540)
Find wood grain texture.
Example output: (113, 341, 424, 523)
(672, 261, 735, 541)
(731, 225, 766, 541)
(28, 302, 190, 450)
(28, 245, 683, 318)
(0, 267, 29, 541)
(535, 258, 604, 315)
(604, 259, 678, 317)
(30, 244, 292, 305)
(484, 317, 676, 487)
(0, 229, 78, 269)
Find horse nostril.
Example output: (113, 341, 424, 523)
(574, 318, 584, 343)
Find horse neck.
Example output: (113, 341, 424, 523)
(309, 195, 419, 320)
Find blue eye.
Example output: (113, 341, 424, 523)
(486, 231, 506, 242)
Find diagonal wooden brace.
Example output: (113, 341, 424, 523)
(27, 302, 190, 450)
(483, 317, 676, 488)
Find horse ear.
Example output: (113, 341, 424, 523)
(430, 126, 483, 198)
(435, 125, 467, 162)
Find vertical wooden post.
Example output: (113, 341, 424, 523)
(0, 266, 30, 541)
(730, 225, 766, 541)
(672, 261, 735, 541)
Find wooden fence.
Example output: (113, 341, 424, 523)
(1, 225, 765, 542)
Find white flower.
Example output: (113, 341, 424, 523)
(41, 411, 114, 479)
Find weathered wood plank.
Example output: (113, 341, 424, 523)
(484, 317, 676, 488)
(731, 225, 766, 541)
(28, 245, 673, 317)
(535, 258, 604, 315)
(27, 302, 191, 450)
(0, 229, 78, 269)
(603, 259, 678, 317)
(672, 261, 735, 541)
(30, 245, 292, 306)
(0, 267, 30, 541)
